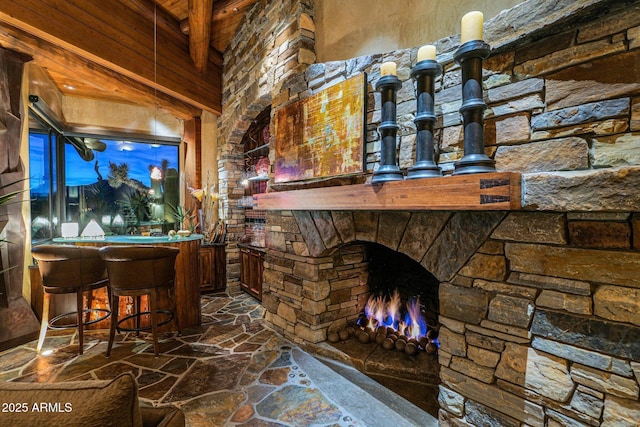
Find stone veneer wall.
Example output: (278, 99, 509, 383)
(264, 209, 640, 426)
(217, 0, 316, 286)
(218, 0, 640, 425)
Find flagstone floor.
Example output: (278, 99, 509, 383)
(0, 290, 436, 427)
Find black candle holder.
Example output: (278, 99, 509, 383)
(453, 40, 496, 175)
(372, 74, 404, 184)
(407, 59, 442, 179)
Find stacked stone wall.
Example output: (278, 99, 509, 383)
(263, 209, 640, 426)
(218, 0, 640, 424)
(217, 0, 315, 285)
(302, 1, 640, 210)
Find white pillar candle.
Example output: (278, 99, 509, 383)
(380, 61, 397, 76)
(417, 45, 436, 62)
(461, 11, 484, 44)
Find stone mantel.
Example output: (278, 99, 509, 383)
(255, 172, 521, 211)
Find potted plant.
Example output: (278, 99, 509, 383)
(169, 204, 195, 236)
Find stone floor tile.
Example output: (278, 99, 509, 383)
(138, 376, 178, 401)
(259, 367, 291, 386)
(94, 362, 139, 379)
(126, 353, 173, 369)
(180, 391, 246, 427)
(160, 356, 196, 375)
(235, 342, 262, 353)
(163, 354, 251, 402)
(255, 384, 344, 426)
(137, 368, 167, 387)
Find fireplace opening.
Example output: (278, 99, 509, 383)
(326, 243, 441, 416)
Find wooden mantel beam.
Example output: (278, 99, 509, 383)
(0, 0, 222, 115)
(255, 172, 522, 211)
(188, 0, 214, 74)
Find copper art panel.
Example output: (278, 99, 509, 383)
(274, 73, 366, 183)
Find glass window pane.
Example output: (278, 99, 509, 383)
(29, 132, 56, 242)
(64, 139, 179, 235)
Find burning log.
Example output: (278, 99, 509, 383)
(382, 337, 395, 350)
(358, 330, 371, 344)
(327, 289, 441, 357)
(405, 342, 418, 356)
(349, 289, 441, 356)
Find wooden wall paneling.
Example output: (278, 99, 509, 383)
(0, 24, 199, 119)
(0, 0, 221, 113)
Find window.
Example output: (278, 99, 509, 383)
(29, 131, 59, 242)
(29, 110, 179, 241)
(63, 139, 179, 233)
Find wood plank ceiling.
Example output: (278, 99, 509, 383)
(0, 0, 260, 119)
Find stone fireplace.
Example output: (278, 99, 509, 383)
(259, 208, 640, 424)
(218, 0, 640, 424)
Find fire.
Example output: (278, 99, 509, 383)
(404, 297, 427, 340)
(359, 291, 431, 341)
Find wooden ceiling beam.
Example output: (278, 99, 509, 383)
(0, 23, 200, 120)
(188, 0, 214, 74)
(0, 0, 221, 114)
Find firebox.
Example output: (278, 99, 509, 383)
(325, 243, 441, 415)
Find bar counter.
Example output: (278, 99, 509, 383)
(36, 234, 203, 330)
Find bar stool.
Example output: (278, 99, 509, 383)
(99, 245, 181, 357)
(31, 245, 110, 355)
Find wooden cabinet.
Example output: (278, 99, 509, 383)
(240, 245, 264, 301)
(199, 243, 226, 293)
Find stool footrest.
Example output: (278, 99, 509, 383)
(48, 309, 111, 330)
(116, 310, 174, 333)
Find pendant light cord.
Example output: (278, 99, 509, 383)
(153, 2, 158, 137)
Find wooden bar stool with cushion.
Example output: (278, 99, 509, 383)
(99, 245, 181, 357)
(31, 245, 110, 355)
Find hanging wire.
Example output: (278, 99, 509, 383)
(153, 2, 158, 139)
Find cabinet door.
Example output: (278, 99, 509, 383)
(240, 248, 251, 292)
(249, 250, 263, 300)
(212, 245, 227, 291)
(199, 247, 213, 292)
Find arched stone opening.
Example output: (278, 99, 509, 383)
(366, 243, 440, 328)
(306, 240, 443, 416)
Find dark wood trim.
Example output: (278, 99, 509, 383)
(255, 172, 522, 211)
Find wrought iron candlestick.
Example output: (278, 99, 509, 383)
(453, 40, 496, 175)
(372, 74, 404, 184)
(407, 59, 442, 179)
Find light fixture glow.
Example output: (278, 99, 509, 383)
(81, 219, 105, 239)
(112, 214, 125, 227)
(150, 166, 162, 180)
(60, 222, 79, 238)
